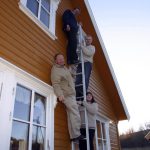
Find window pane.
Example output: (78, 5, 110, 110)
(27, 0, 39, 17)
(40, 8, 50, 28)
(41, 0, 50, 12)
(33, 93, 46, 125)
(10, 121, 29, 150)
(103, 140, 107, 150)
(32, 125, 45, 150)
(96, 121, 102, 138)
(98, 139, 103, 150)
(14, 85, 32, 121)
(102, 123, 106, 139)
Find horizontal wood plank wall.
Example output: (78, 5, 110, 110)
(109, 123, 121, 150)
(0, 0, 120, 149)
(89, 65, 116, 119)
(54, 103, 71, 150)
(89, 65, 120, 150)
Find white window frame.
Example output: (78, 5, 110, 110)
(0, 57, 57, 150)
(95, 116, 111, 150)
(19, 0, 61, 40)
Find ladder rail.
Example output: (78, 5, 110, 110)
(71, 24, 90, 150)
(79, 25, 90, 150)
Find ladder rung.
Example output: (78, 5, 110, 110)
(75, 72, 82, 76)
(80, 138, 87, 140)
(72, 141, 79, 144)
(76, 96, 84, 99)
(81, 123, 86, 125)
(76, 50, 81, 53)
(75, 84, 83, 87)
(80, 108, 85, 111)
(70, 60, 81, 65)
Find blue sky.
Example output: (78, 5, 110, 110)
(88, 0, 150, 133)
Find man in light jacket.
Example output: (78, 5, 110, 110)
(51, 53, 84, 142)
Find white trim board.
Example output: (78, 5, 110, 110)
(18, 0, 61, 40)
(0, 58, 52, 91)
(0, 57, 57, 107)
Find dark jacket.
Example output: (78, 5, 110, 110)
(62, 9, 78, 32)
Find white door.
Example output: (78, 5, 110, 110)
(0, 71, 16, 150)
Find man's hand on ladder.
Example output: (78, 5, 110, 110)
(58, 95, 65, 102)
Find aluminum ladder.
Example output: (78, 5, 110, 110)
(71, 24, 90, 150)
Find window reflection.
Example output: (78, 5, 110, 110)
(11, 85, 47, 150)
(98, 139, 103, 150)
(10, 121, 29, 150)
(40, 8, 50, 27)
(102, 123, 106, 139)
(41, 0, 50, 12)
(27, 0, 39, 17)
(96, 120, 101, 138)
(33, 93, 46, 125)
(14, 85, 32, 121)
(96, 121, 107, 150)
(32, 125, 45, 150)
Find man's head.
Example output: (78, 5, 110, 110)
(54, 53, 65, 66)
(85, 35, 93, 46)
(72, 8, 80, 16)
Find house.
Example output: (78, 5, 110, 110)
(0, 0, 129, 150)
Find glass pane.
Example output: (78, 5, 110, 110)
(103, 140, 107, 150)
(41, 0, 50, 12)
(10, 121, 29, 150)
(33, 93, 46, 125)
(102, 123, 106, 139)
(40, 8, 50, 28)
(32, 125, 45, 150)
(98, 139, 103, 150)
(13, 85, 32, 121)
(27, 0, 39, 17)
(96, 121, 102, 138)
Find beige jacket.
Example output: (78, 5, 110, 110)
(81, 45, 95, 63)
(51, 64, 76, 97)
(80, 101, 98, 128)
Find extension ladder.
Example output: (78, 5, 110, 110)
(71, 24, 90, 150)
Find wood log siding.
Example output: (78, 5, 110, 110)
(0, 0, 121, 149)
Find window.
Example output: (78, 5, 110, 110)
(10, 85, 47, 150)
(19, 0, 61, 40)
(95, 118, 111, 150)
(0, 58, 56, 150)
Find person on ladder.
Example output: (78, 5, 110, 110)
(62, 8, 80, 65)
(76, 35, 96, 99)
(78, 92, 98, 150)
(51, 53, 85, 142)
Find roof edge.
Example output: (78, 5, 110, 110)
(84, 0, 130, 120)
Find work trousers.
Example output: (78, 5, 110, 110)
(75, 62, 92, 98)
(65, 29, 78, 64)
(79, 128, 95, 150)
(63, 95, 81, 139)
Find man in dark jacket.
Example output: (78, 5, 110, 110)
(62, 8, 80, 65)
